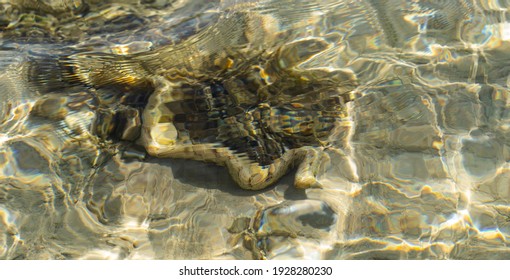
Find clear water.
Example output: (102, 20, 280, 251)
(1, 0, 510, 259)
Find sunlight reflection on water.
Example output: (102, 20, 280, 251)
(1, 0, 510, 259)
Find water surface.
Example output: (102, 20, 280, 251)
(1, 0, 510, 259)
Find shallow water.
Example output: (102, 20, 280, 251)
(1, 0, 510, 260)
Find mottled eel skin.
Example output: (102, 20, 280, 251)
(27, 11, 358, 190)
